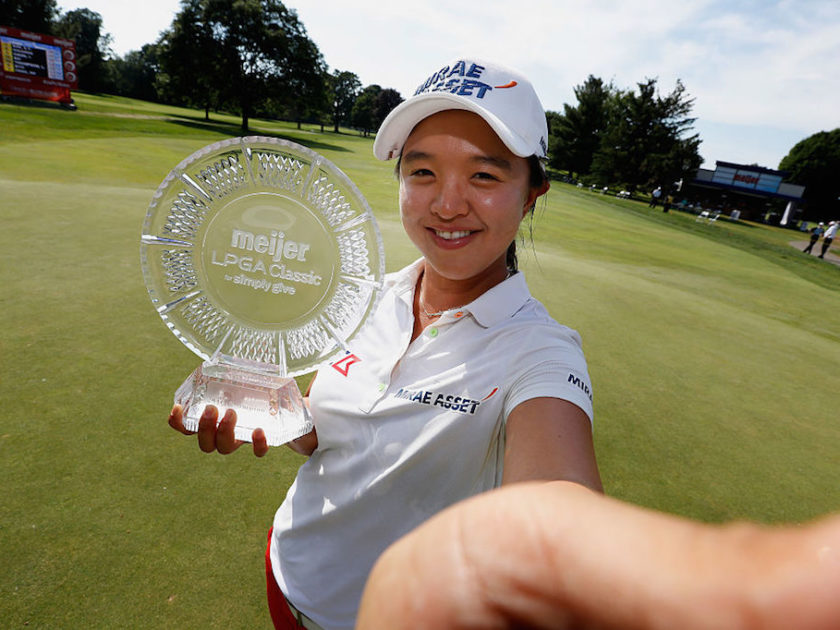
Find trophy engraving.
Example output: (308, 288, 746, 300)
(141, 137, 385, 446)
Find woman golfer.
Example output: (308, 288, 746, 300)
(170, 57, 602, 630)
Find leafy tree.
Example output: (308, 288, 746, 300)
(158, 0, 325, 130)
(592, 78, 701, 191)
(328, 70, 361, 133)
(352, 84, 380, 136)
(0, 0, 58, 33)
(372, 88, 403, 129)
(306, 69, 331, 131)
(106, 44, 160, 102)
(279, 36, 328, 129)
(545, 109, 564, 162)
(350, 84, 402, 137)
(53, 8, 112, 92)
(204, 0, 325, 131)
(548, 75, 613, 179)
(778, 129, 840, 221)
(157, 0, 218, 119)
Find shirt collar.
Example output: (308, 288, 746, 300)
(389, 259, 532, 329)
(390, 258, 425, 304)
(464, 270, 531, 328)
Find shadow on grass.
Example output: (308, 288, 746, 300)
(167, 116, 351, 153)
(1, 95, 76, 111)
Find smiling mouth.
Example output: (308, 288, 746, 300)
(434, 229, 474, 240)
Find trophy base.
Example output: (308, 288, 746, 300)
(175, 361, 313, 447)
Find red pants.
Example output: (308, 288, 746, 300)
(265, 529, 307, 630)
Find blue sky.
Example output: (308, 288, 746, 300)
(57, 0, 840, 170)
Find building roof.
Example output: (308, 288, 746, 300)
(691, 161, 804, 201)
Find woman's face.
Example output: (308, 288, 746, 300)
(398, 110, 544, 283)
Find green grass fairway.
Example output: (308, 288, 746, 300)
(2, 94, 839, 628)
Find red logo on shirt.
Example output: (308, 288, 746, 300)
(332, 353, 361, 377)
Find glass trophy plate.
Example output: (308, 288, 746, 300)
(140, 136, 385, 446)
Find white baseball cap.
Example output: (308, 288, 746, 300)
(373, 57, 549, 161)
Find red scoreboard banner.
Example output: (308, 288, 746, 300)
(0, 25, 78, 104)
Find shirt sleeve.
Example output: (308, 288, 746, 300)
(502, 325, 594, 425)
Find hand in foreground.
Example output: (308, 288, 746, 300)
(358, 481, 840, 630)
(168, 404, 269, 457)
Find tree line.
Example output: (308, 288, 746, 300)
(548, 75, 701, 192)
(2, 0, 404, 135)
(3, 0, 837, 215)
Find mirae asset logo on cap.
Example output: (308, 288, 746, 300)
(414, 60, 516, 98)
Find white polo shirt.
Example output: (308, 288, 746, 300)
(270, 259, 593, 630)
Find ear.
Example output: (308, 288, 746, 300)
(522, 180, 550, 217)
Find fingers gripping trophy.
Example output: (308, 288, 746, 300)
(141, 137, 385, 446)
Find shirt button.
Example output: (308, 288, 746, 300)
(428, 327, 439, 338)
(378, 383, 386, 392)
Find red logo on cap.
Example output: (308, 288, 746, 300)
(495, 81, 518, 89)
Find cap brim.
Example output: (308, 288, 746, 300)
(372, 92, 533, 161)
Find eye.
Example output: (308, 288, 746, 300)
(473, 171, 500, 181)
(409, 168, 434, 177)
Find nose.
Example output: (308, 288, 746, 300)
(432, 177, 469, 219)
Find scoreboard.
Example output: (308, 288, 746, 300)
(0, 25, 77, 104)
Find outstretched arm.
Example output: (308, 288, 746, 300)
(358, 481, 840, 630)
(503, 397, 602, 491)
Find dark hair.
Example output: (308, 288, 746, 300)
(506, 155, 548, 272)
